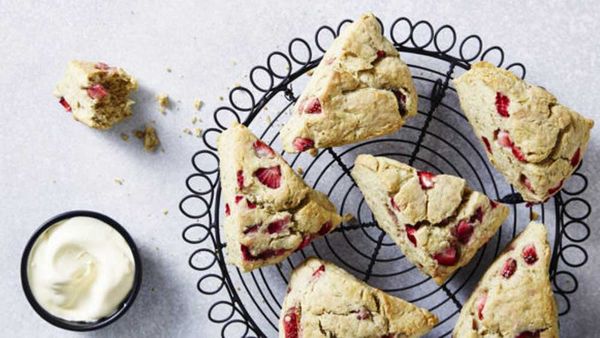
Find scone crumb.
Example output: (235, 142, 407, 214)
(296, 166, 304, 175)
(308, 148, 318, 157)
(162, 209, 169, 215)
(166, 67, 172, 73)
(143, 125, 160, 152)
(134, 129, 145, 139)
(530, 210, 540, 221)
(114, 178, 125, 185)
(183, 128, 193, 135)
(191, 116, 199, 124)
(219, 96, 224, 101)
(156, 93, 170, 113)
(194, 128, 203, 138)
(342, 213, 355, 223)
(193, 99, 203, 111)
(120, 133, 130, 142)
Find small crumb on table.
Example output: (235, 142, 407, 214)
(120, 133, 129, 142)
(135, 124, 160, 152)
(162, 209, 169, 215)
(194, 128, 203, 138)
(296, 166, 304, 175)
(193, 99, 203, 111)
(183, 128, 192, 135)
(156, 93, 170, 113)
(114, 178, 125, 185)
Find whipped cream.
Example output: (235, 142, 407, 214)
(27, 216, 135, 322)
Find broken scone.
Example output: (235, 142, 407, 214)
(280, 12, 418, 153)
(453, 222, 559, 337)
(218, 123, 342, 271)
(54, 61, 137, 129)
(280, 257, 437, 338)
(352, 155, 509, 284)
(454, 61, 594, 203)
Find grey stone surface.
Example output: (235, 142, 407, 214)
(1, 1, 598, 337)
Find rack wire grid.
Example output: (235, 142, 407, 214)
(179, 16, 591, 337)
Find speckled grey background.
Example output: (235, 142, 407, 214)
(1, 1, 599, 337)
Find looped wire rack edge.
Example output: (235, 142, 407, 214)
(179, 16, 591, 337)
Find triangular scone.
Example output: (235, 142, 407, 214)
(280, 257, 438, 338)
(454, 61, 594, 203)
(453, 222, 559, 337)
(351, 155, 510, 284)
(218, 123, 342, 271)
(280, 12, 418, 153)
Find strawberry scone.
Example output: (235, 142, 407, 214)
(352, 155, 509, 284)
(454, 61, 594, 203)
(453, 222, 559, 337)
(279, 257, 438, 338)
(54, 60, 138, 129)
(218, 123, 342, 271)
(280, 12, 418, 153)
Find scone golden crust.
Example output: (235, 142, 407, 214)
(279, 257, 438, 338)
(351, 155, 509, 284)
(454, 61, 594, 203)
(453, 222, 559, 337)
(54, 60, 138, 129)
(280, 12, 418, 153)
(218, 123, 342, 271)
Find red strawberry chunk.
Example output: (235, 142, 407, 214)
(376, 50, 386, 60)
(246, 199, 257, 209)
(433, 246, 459, 266)
(94, 62, 111, 70)
(304, 97, 322, 114)
(392, 89, 407, 115)
(390, 197, 401, 211)
(501, 258, 517, 278)
(235, 195, 244, 204)
(417, 171, 436, 189)
(520, 175, 534, 192)
(405, 224, 418, 246)
(267, 217, 290, 234)
(469, 207, 484, 223)
(58, 97, 72, 112)
(254, 165, 281, 189)
(516, 331, 540, 338)
(490, 200, 499, 209)
(86, 84, 108, 100)
(570, 148, 581, 167)
(293, 137, 314, 152)
(237, 170, 244, 190)
(317, 221, 332, 236)
(312, 264, 325, 278)
(225, 203, 231, 216)
(511, 145, 527, 162)
(496, 130, 513, 148)
(495, 92, 510, 117)
(476, 293, 487, 320)
(481, 136, 492, 153)
(298, 235, 313, 250)
(253, 140, 275, 158)
(243, 224, 260, 234)
(356, 307, 371, 320)
(522, 244, 538, 265)
(454, 220, 474, 244)
(283, 307, 300, 338)
(547, 180, 564, 196)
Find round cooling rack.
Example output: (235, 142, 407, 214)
(179, 16, 592, 337)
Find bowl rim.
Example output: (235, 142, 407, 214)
(20, 210, 143, 331)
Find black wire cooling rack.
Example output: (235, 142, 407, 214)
(179, 16, 592, 337)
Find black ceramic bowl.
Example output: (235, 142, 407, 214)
(21, 210, 142, 331)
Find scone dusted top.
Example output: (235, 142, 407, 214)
(453, 222, 559, 337)
(280, 12, 418, 153)
(352, 155, 509, 284)
(218, 123, 342, 272)
(54, 60, 138, 129)
(280, 258, 438, 338)
(454, 61, 594, 203)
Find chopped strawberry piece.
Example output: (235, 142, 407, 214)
(481, 136, 492, 153)
(298, 235, 313, 250)
(243, 224, 260, 234)
(241, 245, 286, 261)
(292, 137, 314, 152)
(317, 221, 332, 236)
(237, 170, 244, 190)
(356, 307, 371, 320)
(512, 145, 527, 162)
(496, 130, 513, 148)
(246, 199, 257, 209)
(253, 140, 275, 158)
(94, 62, 111, 70)
(417, 171, 436, 189)
(570, 148, 581, 167)
(520, 175, 534, 192)
(433, 246, 459, 266)
(225, 203, 231, 216)
(235, 195, 244, 204)
(490, 200, 499, 209)
(454, 220, 474, 244)
(476, 293, 487, 320)
(254, 165, 281, 189)
(495, 92, 510, 117)
(58, 97, 72, 112)
(304, 97, 322, 114)
(86, 84, 108, 100)
(312, 264, 325, 278)
(392, 89, 407, 115)
(405, 224, 418, 246)
(522, 244, 538, 265)
(283, 307, 300, 338)
(267, 217, 290, 234)
(469, 207, 484, 223)
(516, 331, 540, 338)
(501, 258, 517, 278)
(376, 50, 386, 60)
(547, 180, 564, 196)
(390, 197, 401, 211)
